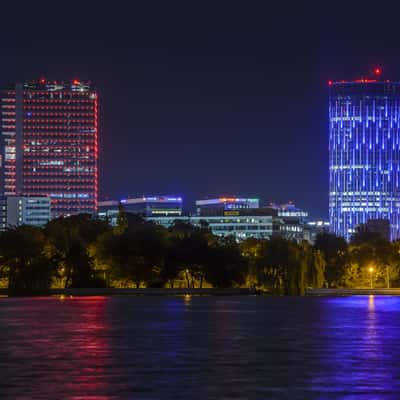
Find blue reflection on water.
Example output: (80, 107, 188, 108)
(308, 296, 400, 399)
(0, 296, 400, 399)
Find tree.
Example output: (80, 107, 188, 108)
(167, 221, 215, 288)
(94, 215, 168, 288)
(0, 226, 53, 294)
(314, 232, 349, 287)
(45, 214, 110, 288)
(348, 234, 399, 288)
(205, 236, 247, 288)
(255, 237, 294, 294)
(114, 204, 128, 235)
(307, 248, 326, 288)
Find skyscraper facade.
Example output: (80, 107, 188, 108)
(0, 79, 98, 217)
(329, 73, 400, 240)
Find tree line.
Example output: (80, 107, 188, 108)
(0, 208, 399, 295)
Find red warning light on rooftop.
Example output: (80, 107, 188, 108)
(327, 67, 394, 86)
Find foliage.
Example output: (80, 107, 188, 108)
(44, 214, 110, 288)
(0, 226, 54, 294)
(2, 213, 400, 294)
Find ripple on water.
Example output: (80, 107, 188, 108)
(0, 295, 400, 399)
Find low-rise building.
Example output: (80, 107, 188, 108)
(98, 195, 314, 242)
(148, 214, 282, 240)
(268, 202, 309, 242)
(6, 196, 51, 228)
(0, 197, 6, 230)
(196, 197, 259, 216)
(303, 221, 330, 243)
(98, 195, 183, 225)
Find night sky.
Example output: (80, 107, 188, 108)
(1, 2, 399, 218)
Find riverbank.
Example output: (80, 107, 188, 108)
(307, 288, 400, 296)
(0, 288, 257, 297)
(3, 287, 400, 297)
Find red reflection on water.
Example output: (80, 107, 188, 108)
(3, 296, 117, 399)
(57, 297, 114, 398)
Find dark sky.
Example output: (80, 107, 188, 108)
(1, 2, 399, 218)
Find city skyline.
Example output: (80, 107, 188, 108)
(2, 5, 400, 400)
(1, 3, 400, 219)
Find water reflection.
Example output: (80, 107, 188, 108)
(183, 293, 192, 307)
(1, 296, 400, 399)
(0, 296, 115, 399)
(308, 296, 400, 399)
(368, 294, 375, 311)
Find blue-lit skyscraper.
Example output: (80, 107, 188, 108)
(329, 70, 400, 240)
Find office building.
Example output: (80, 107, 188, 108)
(196, 197, 259, 216)
(269, 202, 309, 242)
(1, 79, 98, 217)
(98, 195, 312, 242)
(148, 214, 281, 241)
(303, 221, 330, 244)
(6, 196, 51, 227)
(98, 195, 183, 225)
(269, 202, 308, 219)
(0, 196, 6, 230)
(356, 218, 390, 241)
(329, 70, 400, 240)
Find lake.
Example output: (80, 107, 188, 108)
(0, 295, 399, 399)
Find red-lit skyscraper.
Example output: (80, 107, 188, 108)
(0, 80, 98, 217)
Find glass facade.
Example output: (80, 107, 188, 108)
(1, 80, 98, 217)
(147, 215, 277, 241)
(196, 197, 259, 216)
(98, 196, 183, 223)
(6, 196, 51, 227)
(329, 80, 400, 240)
(120, 196, 183, 216)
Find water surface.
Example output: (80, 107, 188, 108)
(0, 295, 399, 399)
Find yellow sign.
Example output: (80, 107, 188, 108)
(224, 211, 240, 216)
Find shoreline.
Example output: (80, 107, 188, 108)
(0, 288, 258, 297)
(306, 288, 400, 296)
(3, 288, 400, 297)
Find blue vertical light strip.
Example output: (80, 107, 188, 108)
(329, 81, 400, 240)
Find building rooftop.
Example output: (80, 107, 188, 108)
(328, 68, 400, 86)
(4, 79, 95, 92)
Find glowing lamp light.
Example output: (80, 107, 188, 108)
(374, 68, 382, 76)
(40, 78, 45, 84)
(369, 267, 374, 273)
(73, 79, 80, 85)
(328, 80, 333, 86)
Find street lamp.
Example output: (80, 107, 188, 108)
(368, 267, 374, 289)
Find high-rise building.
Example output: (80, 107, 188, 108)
(0, 79, 98, 217)
(329, 69, 400, 240)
